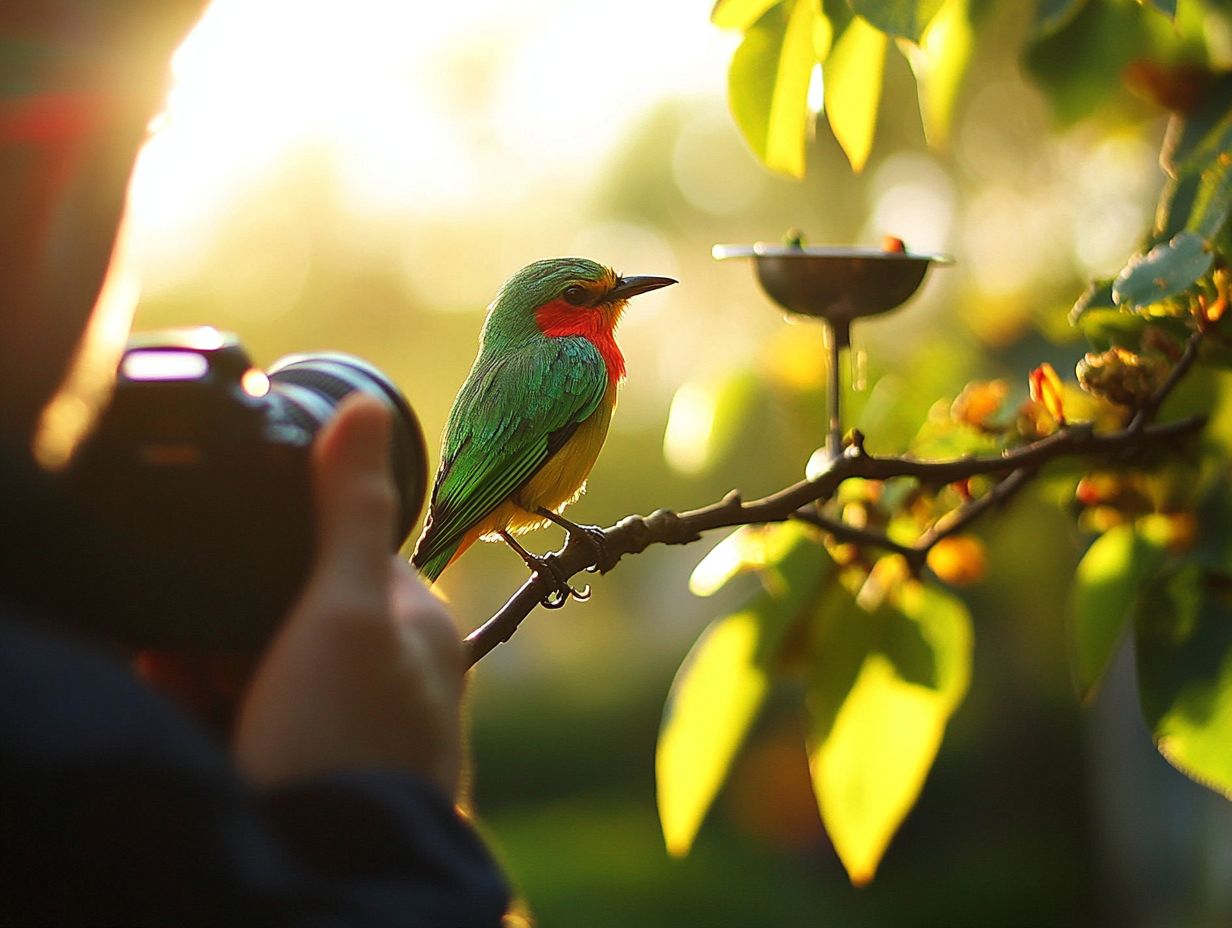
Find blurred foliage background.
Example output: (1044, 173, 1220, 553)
(125, 0, 1230, 924)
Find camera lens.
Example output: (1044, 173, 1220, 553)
(266, 353, 428, 546)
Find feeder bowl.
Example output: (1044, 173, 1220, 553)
(713, 243, 951, 338)
(714, 238, 953, 461)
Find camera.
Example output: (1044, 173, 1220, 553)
(60, 327, 428, 651)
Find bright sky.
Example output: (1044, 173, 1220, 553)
(126, 0, 735, 272)
(120, 0, 1157, 391)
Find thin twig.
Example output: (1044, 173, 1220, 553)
(790, 507, 919, 560)
(912, 466, 1037, 554)
(1128, 329, 1204, 432)
(464, 413, 1204, 667)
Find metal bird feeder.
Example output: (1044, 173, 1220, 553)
(714, 234, 952, 462)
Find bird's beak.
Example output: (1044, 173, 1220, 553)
(606, 275, 677, 301)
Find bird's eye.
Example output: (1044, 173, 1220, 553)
(563, 285, 588, 306)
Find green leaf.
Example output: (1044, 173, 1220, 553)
(1068, 277, 1116, 324)
(728, 0, 821, 178)
(1112, 230, 1214, 310)
(1156, 170, 1202, 243)
(1068, 523, 1166, 701)
(1145, 0, 1177, 18)
(1160, 74, 1232, 175)
(909, 412, 1000, 459)
(712, 0, 787, 30)
(1151, 101, 1232, 258)
(1074, 306, 1192, 352)
(1158, 108, 1232, 244)
(1024, 0, 1155, 125)
(806, 581, 972, 884)
(1185, 144, 1232, 243)
(823, 14, 889, 172)
(905, 0, 974, 146)
(1135, 566, 1232, 799)
(689, 521, 820, 597)
(1032, 0, 1088, 37)
(660, 524, 830, 854)
(848, 0, 944, 41)
(1194, 474, 1232, 575)
(1073, 307, 1146, 351)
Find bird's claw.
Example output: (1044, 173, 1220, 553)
(499, 528, 590, 608)
(540, 582, 590, 609)
(571, 524, 609, 573)
(536, 555, 590, 609)
(535, 507, 610, 573)
(541, 587, 569, 609)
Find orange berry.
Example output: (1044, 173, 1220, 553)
(1163, 512, 1198, 553)
(1078, 477, 1108, 508)
(927, 535, 986, 586)
(952, 379, 1009, 430)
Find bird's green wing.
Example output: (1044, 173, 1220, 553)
(413, 337, 608, 573)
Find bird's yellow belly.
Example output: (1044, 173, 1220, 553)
(477, 390, 615, 539)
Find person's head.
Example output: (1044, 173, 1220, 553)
(0, 1, 206, 473)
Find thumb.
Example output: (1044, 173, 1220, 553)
(310, 394, 396, 596)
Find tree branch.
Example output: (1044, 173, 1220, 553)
(1128, 328, 1204, 432)
(910, 465, 1037, 555)
(790, 507, 920, 561)
(464, 412, 1205, 667)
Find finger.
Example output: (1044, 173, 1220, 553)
(311, 394, 396, 594)
(390, 560, 463, 673)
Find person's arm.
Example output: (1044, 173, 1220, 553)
(1, 396, 509, 926)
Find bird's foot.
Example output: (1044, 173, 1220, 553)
(538, 555, 591, 609)
(499, 530, 590, 609)
(536, 507, 609, 573)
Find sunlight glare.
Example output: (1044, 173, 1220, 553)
(663, 381, 717, 476)
(126, 0, 731, 299)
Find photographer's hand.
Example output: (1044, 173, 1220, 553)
(233, 395, 464, 795)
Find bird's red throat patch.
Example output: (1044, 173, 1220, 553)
(534, 300, 626, 381)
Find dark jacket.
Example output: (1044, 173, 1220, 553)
(1, 605, 509, 926)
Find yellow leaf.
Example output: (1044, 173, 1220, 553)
(904, 0, 973, 147)
(689, 522, 819, 597)
(657, 609, 770, 856)
(665, 525, 831, 853)
(689, 527, 758, 597)
(712, 0, 785, 31)
(728, 0, 820, 178)
(812, 2, 833, 60)
(822, 16, 888, 172)
(811, 655, 944, 883)
(806, 582, 972, 884)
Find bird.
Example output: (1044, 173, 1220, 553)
(411, 257, 675, 603)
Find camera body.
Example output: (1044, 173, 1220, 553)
(60, 328, 427, 651)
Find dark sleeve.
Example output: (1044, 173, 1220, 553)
(0, 612, 510, 927)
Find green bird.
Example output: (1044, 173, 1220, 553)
(411, 257, 675, 598)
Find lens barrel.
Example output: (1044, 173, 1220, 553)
(267, 353, 428, 545)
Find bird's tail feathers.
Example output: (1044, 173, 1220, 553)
(412, 529, 477, 582)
